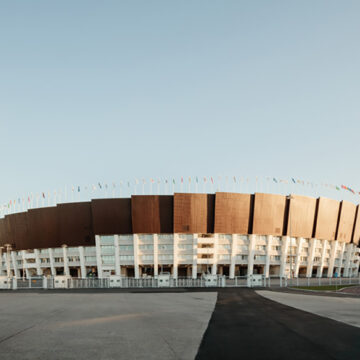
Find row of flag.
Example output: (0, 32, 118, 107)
(1, 176, 359, 216)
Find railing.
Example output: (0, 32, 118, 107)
(1, 275, 359, 290)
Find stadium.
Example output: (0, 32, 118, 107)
(0, 192, 359, 282)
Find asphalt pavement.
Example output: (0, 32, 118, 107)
(196, 288, 360, 360)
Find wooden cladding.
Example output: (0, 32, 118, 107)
(174, 193, 215, 233)
(0, 193, 359, 250)
(214, 192, 252, 234)
(287, 195, 317, 239)
(252, 193, 287, 236)
(132, 195, 173, 234)
(314, 197, 340, 241)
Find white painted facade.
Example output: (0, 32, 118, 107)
(1, 234, 359, 279)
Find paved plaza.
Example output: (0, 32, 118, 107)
(0, 291, 217, 360)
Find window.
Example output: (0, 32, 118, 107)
(101, 245, 115, 252)
(119, 245, 133, 251)
(141, 255, 154, 260)
(139, 245, 153, 250)
(100, 236, 114, 245)
(120, 255, 134, 261)
(220, 244, 231, 250)
(102, 255, 115, 265)
(256, 245, 266, 251)
(219, 255, 230, 260)
(271, 256, 280, 261)
(178, 244, 192, 250)
(85, 256, 96, 262)
(158, 245, 173, 251)
(272, 246, 280, 251)
(158, 255, 173, 260)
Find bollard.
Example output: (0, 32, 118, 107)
(43, 277, 48, 290)
(12, 277, 17, 290)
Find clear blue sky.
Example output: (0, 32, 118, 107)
(1, 1, 360, 205)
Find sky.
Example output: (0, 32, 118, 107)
(1, 1, 360, 207)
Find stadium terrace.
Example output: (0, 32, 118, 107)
(0, 192, 359, 280)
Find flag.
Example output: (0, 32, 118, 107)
(172, 179, 175, 184)
(292, 178, 296, 183)
(196, 177, 198, 183)
(181, 177, 183, 183)
(336, 186, 340, 191)
(28, 196, 30, 202)
(127, 181, 130, 187)
(42, 192, 45, 198)
(273, 178, 278, 183)
(204, 177, 207, 183)
(98, 182, 102, 189)
(233, 176, 236, 183)
(188, 177, 191, 183)
(78, 186, 80, 192)
(211, 177, 214, 184)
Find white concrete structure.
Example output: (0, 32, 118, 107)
(0, 234, 359, 279)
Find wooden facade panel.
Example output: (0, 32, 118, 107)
(336, 201, 356, 243)
(27, 207, 59, 249)
(352, 206, 360, 245)
(132, 195, 173, 234)
(252, 193, 286, 236)
(7, 212, 29, 250)
(57, 203, 94, 247)
(174, 193, 215, 233)
(214, 192, 251, 234)
(92, 198, 132, 235)
(287, 195, 317, 238)
(314, 197, 340, 241)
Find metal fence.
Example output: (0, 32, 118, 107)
(1, 275, 359, 290)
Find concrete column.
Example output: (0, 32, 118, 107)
(211, 234, 218, 275)
(79, 246, 86, 278)
(343, 243, 352, 277)
(133, 234, 139, 278)
(247, 235, 256, 276)
(48, 248, 56, 276)
(336, 242, 346, 276)
(173, 234, 178, 279)
(0, 248, 3, 276)
(34, 249, 42, 276)
(264, 235, 272, 278)
(95, 235, 103, 278)
(317, 240, 327, 278)
(62, 245, 70, 276)
(114, 235, 121, 276)
(306, 238, 317, 277)
(192, 235, 198, 279)
(279, 236, 289, 277)
(294, 238, 303, 277)
(229, 234, 237, 279)
(13, 251, 20, 277)
(21, 250, 28, 278)
(328, 240, 338, 277)
(153, 234, 158, 276)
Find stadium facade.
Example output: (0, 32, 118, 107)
(0, 193, 359, 279)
